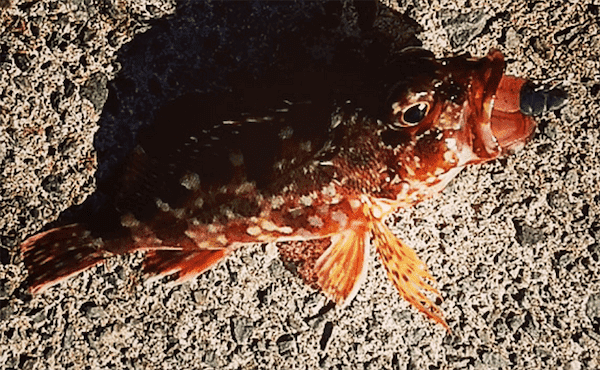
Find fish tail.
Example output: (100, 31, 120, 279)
(142, 249, 230, 284)
(21, 223, 231, 293)
(21, 224, 127, 293)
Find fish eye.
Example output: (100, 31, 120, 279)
(389, 102, 429, 129)
(403, 102, 429, 125)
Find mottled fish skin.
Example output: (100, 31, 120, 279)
(21, 48, 554, 331)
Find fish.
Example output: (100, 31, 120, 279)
(20, 47, 566, 330)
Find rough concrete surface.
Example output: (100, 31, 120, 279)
(0, 0, 598, 369)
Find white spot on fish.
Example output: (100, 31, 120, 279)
(180, 172, 200, 190)
(317, 204, 329, 215)
(299, 195, 313, 207)
(371, 205, 383, 219)
(172, 208, 186, 219)
(260, 220, 278, 232)
(271, 196, 285, 210)
(279, 226, 293, 234)
(120, 214, 140, 228)
(444, 150, 456, 163)
(331, 211, 348, 228)
(299, 141, 312, 152)
(155, 198, 170, 212)
(321, 183, 336, 197)
(288, 207, 303, 218)
(297, 228, 315, 238)
(221, 207, 235, 220)
(445, 138, 458, 151)
(246, 226, 262, 236)
(235, 182, 254, 195)
(279, 126, 294, 140)
(331, 115, 342, 129)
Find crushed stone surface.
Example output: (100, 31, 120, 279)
(1, 0, 599, 369)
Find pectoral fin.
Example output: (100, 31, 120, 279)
(372, 221, 449, 331)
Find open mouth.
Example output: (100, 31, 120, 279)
(490, 75, 538, 154)
(492, 76, 567, 153)
(471, 49, 567, 159)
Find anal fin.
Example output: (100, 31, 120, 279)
(371, 221, 449, 331)
(143, 248, 229, 283)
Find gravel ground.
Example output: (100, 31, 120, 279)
(1, 0, 599, 369)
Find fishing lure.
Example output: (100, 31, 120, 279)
(21, 48, 565, 330)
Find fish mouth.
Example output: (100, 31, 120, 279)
(473, 49, 567, 159)
(489, 75, 538, 154)
(468, 49, 513, 160)
(491, 77, 568, 153)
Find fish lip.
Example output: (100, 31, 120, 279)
(490, 76, 539, 154)
(467, 49, 508, 161)
(467, 49, 546, 160)
(465, 49, 505, 163)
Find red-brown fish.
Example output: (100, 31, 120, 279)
(20, 48, 565, 330)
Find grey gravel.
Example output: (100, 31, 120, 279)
(1, 0, 599, 369)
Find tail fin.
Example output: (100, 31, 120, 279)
(21, 224, 118, 293)
(21, 224, 231, 293)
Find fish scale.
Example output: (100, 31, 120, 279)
(20, 47, 566, 331)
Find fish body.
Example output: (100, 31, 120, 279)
(21, 48, 565, 330)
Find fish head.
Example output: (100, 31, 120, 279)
(379, 48, 561, 183)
